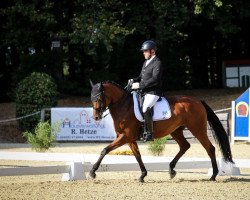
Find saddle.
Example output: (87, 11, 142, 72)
(131, 91, 171, 122)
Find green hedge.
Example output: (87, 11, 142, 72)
(15, 72, 58, 132)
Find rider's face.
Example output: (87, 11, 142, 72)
(143, 50, 151, 60)
(143, 49, 155, 60)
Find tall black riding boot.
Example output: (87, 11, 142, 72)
(143, 108, 153, 142)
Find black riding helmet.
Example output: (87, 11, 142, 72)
(140, 40, 157, 51)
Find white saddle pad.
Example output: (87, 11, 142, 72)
(132, 91, 171, 122)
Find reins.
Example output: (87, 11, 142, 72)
(91, 82, 131, 119)
(102, 89, 130, 118)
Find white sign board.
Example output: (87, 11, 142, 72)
(51, 108, 116, 141)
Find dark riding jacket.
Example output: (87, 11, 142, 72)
(133, 56, 163, 96)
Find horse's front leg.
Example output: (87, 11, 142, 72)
(128, 141, 147, 183)
(89, 134, 127, 179)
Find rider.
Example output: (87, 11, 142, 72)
(129, 40, 163, 142)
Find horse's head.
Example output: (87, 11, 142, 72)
(90, 80, 129, 121)
(90, 82, 106, 121)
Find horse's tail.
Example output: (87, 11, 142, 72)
(201, 100, 234, 163)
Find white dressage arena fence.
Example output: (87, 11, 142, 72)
(0, 152, 87, 181)
(0, 152, 249, 181)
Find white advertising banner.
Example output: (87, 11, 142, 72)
(51, 107, 116, 141)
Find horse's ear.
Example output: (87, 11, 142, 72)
(89, 79, 94, 88)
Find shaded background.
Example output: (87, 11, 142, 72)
(1, 0, 250, 102)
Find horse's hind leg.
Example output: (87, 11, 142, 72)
(128, 141, 147, 182)
(188, 126, 218, 181)
(169, 127, 190, 179)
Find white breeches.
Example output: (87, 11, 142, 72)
(142, 94, 159, 113)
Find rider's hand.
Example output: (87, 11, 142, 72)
(132, 82, 140, 89)
(128, 79, 134, 85)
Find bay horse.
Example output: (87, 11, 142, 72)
(90, 81, 233, 182)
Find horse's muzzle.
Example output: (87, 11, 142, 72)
(94, 116, 102, 121)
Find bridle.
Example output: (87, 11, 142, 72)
(91, 87, 108, 119)
(91, 82, 129, 119)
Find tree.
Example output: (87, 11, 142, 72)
(1, 0, 250, 101)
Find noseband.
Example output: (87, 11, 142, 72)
(91, 83, 108, 118)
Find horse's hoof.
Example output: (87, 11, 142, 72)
(138, 177, 144, 183)
(170, 170, 176, 179)
(138, 171, 147, 183)
(89, 171, 96, 179)
(209, 177, 216, 181)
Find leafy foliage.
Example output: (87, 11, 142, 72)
(148, 136, 169, 156)
(23, 121, 59, 152)
(69, 0, 134, 54)
(1, 0, 250, 99)
(15, 72, 58, 131)
(0, 1, 56, 50)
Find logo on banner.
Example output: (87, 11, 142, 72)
(62, 110, 91, 127)
(236, 101, 249, 117)
(61, 109, 104, 129)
